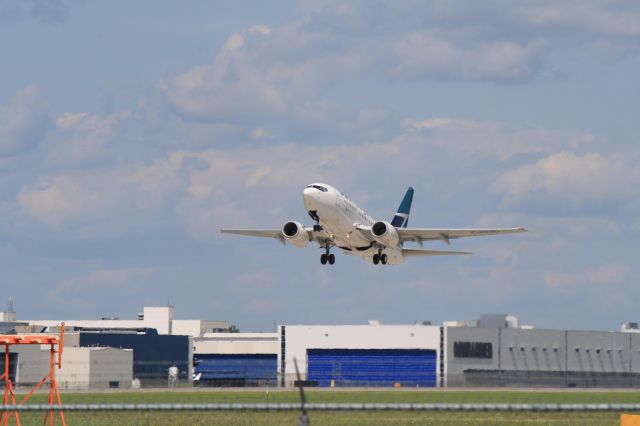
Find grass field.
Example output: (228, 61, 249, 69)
(7, 389, 640, 425)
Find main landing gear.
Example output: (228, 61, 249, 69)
(320, 253, 335, 265)
(320, 241, 335, 265)
(372, 249, 387, 265)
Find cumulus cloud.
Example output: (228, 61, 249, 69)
(158, 23, 376, 141)
(393, 33, 543, 82)
(514, 2, 640, 38)
(405, 117, 591, 160)
(46, 112, 124, 166)
(50, 267, 154, 299)
(159, 27, 290, 124)
(11, 112, 616, 242)
(493, 151, 640, 207)
(543, 263, 629, 290)
(0, 85, 49, 156)
(155, 0, 640, 149)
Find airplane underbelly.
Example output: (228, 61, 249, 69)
(318, 206, 370, 247)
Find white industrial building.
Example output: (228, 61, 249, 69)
(192, 316, 640, 388)
(280, 325, 440, 387)
(9, 344, 132, 390)
(22, 306, 230, 337)
(194, 333, 278, 355)
(5, 301, 640, 389)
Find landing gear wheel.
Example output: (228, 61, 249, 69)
(313, 224, 323, 232)
(320, 254, 327, 265)
(372, 254, 380, 265)
(328, 254, 335, 265)
(381, 253, 388, 265)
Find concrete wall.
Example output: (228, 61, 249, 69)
(12, 346, 133, 390)
(57, 347, 133, 390)
(172, 320, 231, 337)
(281, 325, 440, 386)
(194, 333, 278, 355)
(632, 333, 640, 374)
(445, 327, 499, 386)
(89, 348, 133, 389)
(566, 331, 629, 374)
(445, 327, 640, 387)
(172, 320, 203, 338)
(24, 306, 173, 335)
(500, 329, 567, 372)
(25, 307, 228, 337)
(27, 319, 144, 331)
(58, 348, 90, 389)
(142, 306, 173, 335)
(13, 346, 48, 385)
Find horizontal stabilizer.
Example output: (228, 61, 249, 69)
(403, 248, 471, 257)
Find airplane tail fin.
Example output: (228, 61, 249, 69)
(391, 187, 413, 228)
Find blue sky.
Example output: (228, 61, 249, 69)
(1, 0, 639, 331)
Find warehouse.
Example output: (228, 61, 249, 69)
(445, 323, 640, 388)
(76, 329, 191, 387)
(193, 332, 278, 386)
(280, 324, 440, 387)
(274, 317, 640, 388)
(7, 344, 132, 390)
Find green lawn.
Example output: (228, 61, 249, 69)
(7, 389, 640, 425)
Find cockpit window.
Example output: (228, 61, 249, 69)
(306, 184, 328, 192)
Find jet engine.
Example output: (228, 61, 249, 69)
(371, 221, 399, 247)
(282, 221, 309, 248)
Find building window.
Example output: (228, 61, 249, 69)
(453, 341, 492, 359)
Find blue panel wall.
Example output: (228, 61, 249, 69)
(194, 354, 277, 386)
(307, 349, 437, 387)
(79, 330, 189, 386)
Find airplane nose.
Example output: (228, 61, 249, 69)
(303, 187, 318, 210)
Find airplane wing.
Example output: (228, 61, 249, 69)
(220, 227, 331, 246)
(403, 249, 472, 256)
(397, 227, 527, 245)
(220, 229, 286, 244)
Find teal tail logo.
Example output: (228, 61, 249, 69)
(391, 187, 413, 228)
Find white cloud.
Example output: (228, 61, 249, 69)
(404, 117, 589, 160)
(17, 156, 186, 232)
(543, 263, 629, 290)
(50, 267, 154, 299)
(493, 151, 639, 206)
(158, 29, 287, 123)
(12, 114, 622, 242)
(46, 112, 124, 166)
(515, 2, 640, 38)
(0, 85, 49, 156)
(393, 32, 543, 81)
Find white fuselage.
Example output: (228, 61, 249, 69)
(303, 183, 405, 264)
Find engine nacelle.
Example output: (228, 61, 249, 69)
(371, 221, 400, 247)
(282, 221, 309, 248)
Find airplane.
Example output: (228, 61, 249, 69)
(221, 183, 527, 266)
